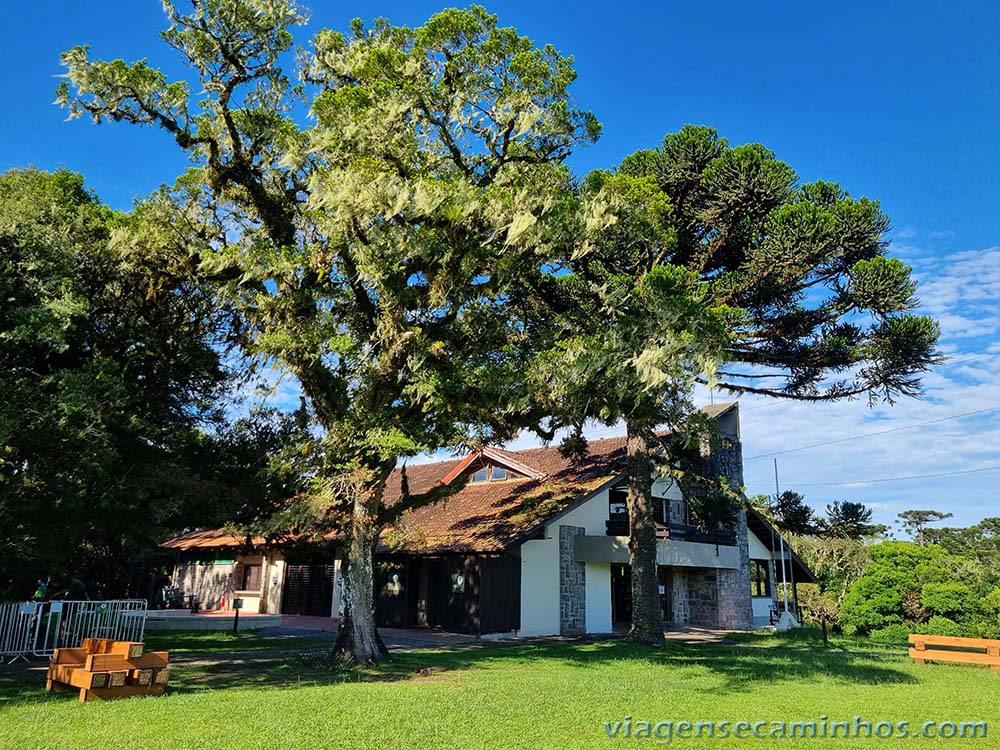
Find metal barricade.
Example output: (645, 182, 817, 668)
(0, 600, 148, 663)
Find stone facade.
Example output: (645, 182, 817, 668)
(717, 507, 754, 629)
(686, 568, 720, 626)
(697, 434, 754, 631)
(558, 525, 586, 635)
(670, 567, 690, 624)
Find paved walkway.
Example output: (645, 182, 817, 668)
(262, 616, 481, 649)
(270, 617, 736, 646)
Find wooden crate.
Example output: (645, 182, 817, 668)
(908, 633, 1000, 670)
(46, 639, 170, 702)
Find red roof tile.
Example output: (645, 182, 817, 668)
(162, 403, 740, 555)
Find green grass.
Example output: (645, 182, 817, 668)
(142, 630, 334, 655)
(1, 631, 996, 750)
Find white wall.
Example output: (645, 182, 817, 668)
(651, 477, 683, 502)
(585, 562, 612, 633)
(517, 486, 618, 636)
(266, 558, 285, 615)
(518, 533, 560, 636)
(747, 528, 773, 560)
(556, 487, 614, 533)
(746, 528, 776, 626)
(751, 596, 773, 625)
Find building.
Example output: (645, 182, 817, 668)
(162, 403, 813, 634)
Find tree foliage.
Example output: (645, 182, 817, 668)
(824, 500, 883, 540)
(57, 1, 597, 662)
(839, 540, 998, 636)
(770, 491, 821, 536)
(896, 509, 953, 545)
(0, 168, 232, 597)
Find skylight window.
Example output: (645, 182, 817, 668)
(490, 466, 508, 481)
(471, 467, 488, 483)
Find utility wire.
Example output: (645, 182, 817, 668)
(744, 405, 1000, 461)
(731, 351, 997, 414)
(760, 464, 1000, 488)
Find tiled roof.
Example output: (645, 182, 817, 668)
(162, 403, 739, 555)
(379, 434, 630, 554)
(161, 528, 267, 551)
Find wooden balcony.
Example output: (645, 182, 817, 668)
(604, 517, 737, 546)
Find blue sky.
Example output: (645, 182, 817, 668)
(2, 1, 999, 531)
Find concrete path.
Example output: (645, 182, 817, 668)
(260, 616, 480, 649)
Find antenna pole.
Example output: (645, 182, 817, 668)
(774, 459, 789, 612)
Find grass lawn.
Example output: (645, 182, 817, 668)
(1, 629, 996, 750)
(142, 630, 335, 655)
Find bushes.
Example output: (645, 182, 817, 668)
(869, 623, 910, 643)
(914, 616, 964, 637)
(840, 542, 958, 634)
(920, 582, 975, 617)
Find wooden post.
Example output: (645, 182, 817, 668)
(913, 639, 926, 665)
(988, 644, 999, 671)
(820, 613, 829, 649)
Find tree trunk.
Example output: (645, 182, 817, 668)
(332, 485, 390, 665)
(625, 418, 666, 647)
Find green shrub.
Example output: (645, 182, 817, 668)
(914, 616, 964, 636)
(920, 582, 974, 616)
(967, 619, 1000, 639)
(869, 623, 910, 643)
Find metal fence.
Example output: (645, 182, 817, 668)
(0, 600, 148, 664)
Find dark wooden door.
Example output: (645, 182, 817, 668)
(376, 560, 409, 628)
(479, 556, 520, 633)
(427, 560, 449, 628)
(281, 564, 335, 616)
(611, 563, 632, 624)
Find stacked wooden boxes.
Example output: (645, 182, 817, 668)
(46, 638, 170, 702)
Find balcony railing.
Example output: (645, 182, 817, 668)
(605, 517, 737, 546)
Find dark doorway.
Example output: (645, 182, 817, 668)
(612, 564, 673, 625)
(611, 563, 632, 624)
(281, 564, 336, 617)
(658, 566, 672, 623)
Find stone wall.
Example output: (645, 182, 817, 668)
(697, 433, 754, 630)
(686, 569, 719, 626)
(558, 525, 587, 635)
(670, 567, 690, 624)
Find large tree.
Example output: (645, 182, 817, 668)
(531, 125, 941, 644)
(58, 1, 597, 663)
(825, 500, 883, 540)
(0, 168, 230, 597)
(771, 490, 821, 536)
(897, 509, 953, 545)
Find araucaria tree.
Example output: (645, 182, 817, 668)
(58, 1, 597, 663)
(533, 125, 940, 645)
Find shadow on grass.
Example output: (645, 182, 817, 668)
(167, 635, 921, 696)
(0, 633, 922, 709)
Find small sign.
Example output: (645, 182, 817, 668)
(18, 603, 36, 615)
(49, 602, 63, 613)
(233, 598, 244, 609)
(658, 585, 666, 595)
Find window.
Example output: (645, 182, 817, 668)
(239, 563, 262, 592)
(471, 464, 510, 482)
(653, 497, 669, 524)
(609, 488, 628, 517)
(749, 559, 771, 598)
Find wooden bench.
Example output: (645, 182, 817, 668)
(46, 638, 170, 702)
(908, 633, 1000, 670)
